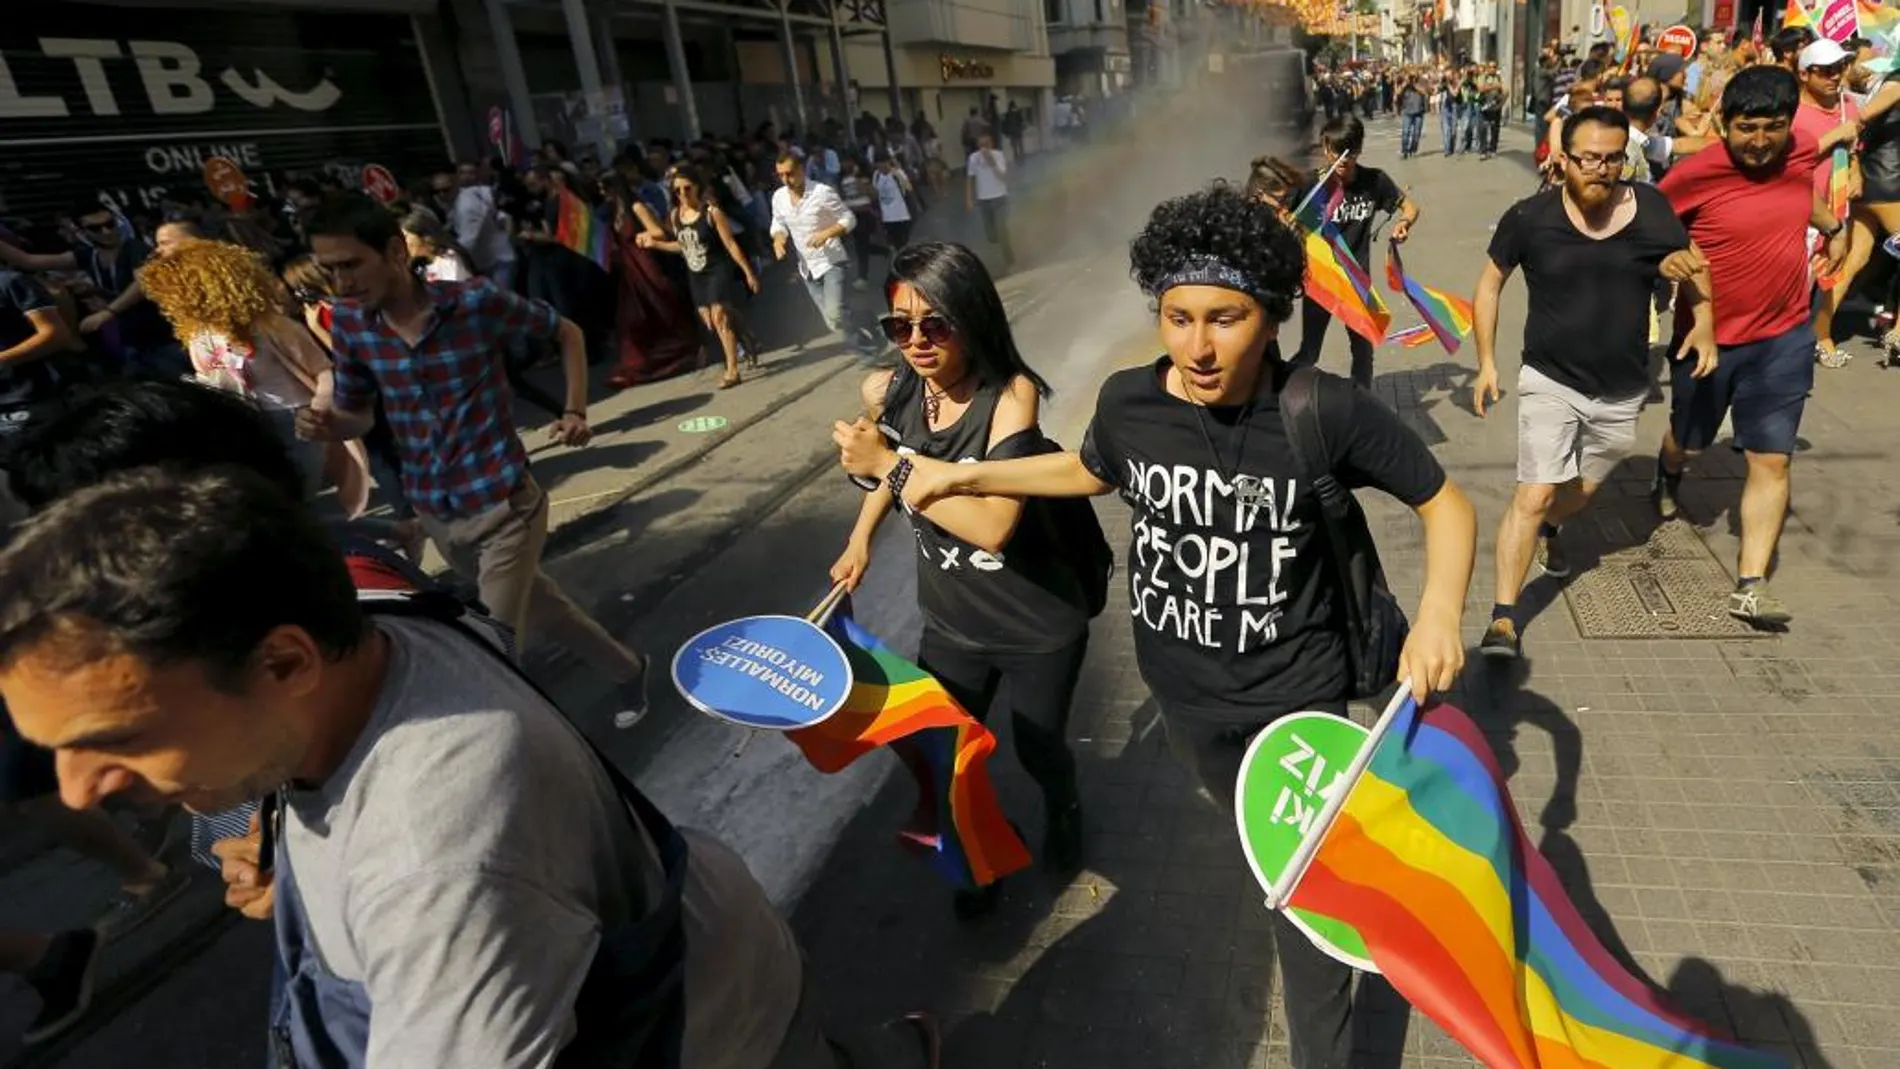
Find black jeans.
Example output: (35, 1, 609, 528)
(1161, 703, 1354, 1069)
(916, 628, 1086, 807)
(1293, 294, 1376, 388)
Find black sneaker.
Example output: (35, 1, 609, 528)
(1539, 530, 1572, 579)
(1043, 800, 1084, 876)
(22, 929, 99, 1045)
(1653, 466, 1684, 520)
(952, 881, 1002, 920)
(1479, 618, 1522, 658)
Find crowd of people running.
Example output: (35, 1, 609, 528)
(0, 26, 1869, 1068)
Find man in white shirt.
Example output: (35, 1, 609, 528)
(451, 161, 517, 290)
(964, 133, 1014, 270)
(770, 155, 883, 355)
(873, 156, 914, 251)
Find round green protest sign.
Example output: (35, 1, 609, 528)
(1235, 711, 1378, 972)
(678, 415, 729, 434)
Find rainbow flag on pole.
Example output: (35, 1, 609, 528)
(554, 187, 612, 271)
(1274, 697, 1786, 1069)
(788, 606, 1031, 889)
(1785, 0, 1815, 30)
(1292, 188, 1391, 346)
(1384, 242, 1475, 354)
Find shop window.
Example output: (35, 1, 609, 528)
(1046, 0, 1065, 24)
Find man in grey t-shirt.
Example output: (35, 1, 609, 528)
(0, 465, 933, 1068)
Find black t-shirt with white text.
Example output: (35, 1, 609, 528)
(1323, 165, 1404, 259)
(1487, 183, 1689, 399)
(0, 270, 60, 408)
(1079, 356, 1446, 723)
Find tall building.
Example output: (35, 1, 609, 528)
(1045, 0, 1133, 99)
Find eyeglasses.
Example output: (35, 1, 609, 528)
(878, 313, 954, 348)
(1567, 152, 1621, 172)
(80, 220, 117, 233)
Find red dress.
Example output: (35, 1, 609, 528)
(609, 216, 703, 388)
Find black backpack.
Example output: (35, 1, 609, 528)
(1278, 366, 1409, 700)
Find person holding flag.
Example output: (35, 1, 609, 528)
(1795, 37, 1869, 367)
(1293, 116, 1422, 389)
(891, 183, 1477, 1069)
(1470, 106, 1717, 658)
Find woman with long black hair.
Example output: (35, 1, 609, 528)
(830, 241, 1098, 917)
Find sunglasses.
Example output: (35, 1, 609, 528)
(879, 313, 954, 347)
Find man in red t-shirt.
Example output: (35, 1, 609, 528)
(1656, 65, 1848, 628)
(1793, 38, 1866, 364)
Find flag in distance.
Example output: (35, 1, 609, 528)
(554, 188, 612, 271)
(1385, 242, 1475, 354)
(1291, 186, 1392, 346)
(1279, 697, 1787, 1069)
(1785, 0, 1815, 30)
(787, 606, 1031, 889)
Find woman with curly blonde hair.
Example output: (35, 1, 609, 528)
(137, 239, 369, 516)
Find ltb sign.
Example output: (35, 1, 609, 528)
(0, 37, 342, 119)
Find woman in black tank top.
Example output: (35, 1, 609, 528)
(830, 241, 1094, 918)
(635, 165, 761, 389)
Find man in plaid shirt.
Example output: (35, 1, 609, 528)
(297, 194, 651, 725)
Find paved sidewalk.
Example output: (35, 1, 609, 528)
(790, 123, 1900, 1069)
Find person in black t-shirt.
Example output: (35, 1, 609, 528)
(0, 268, 79, 471)
(831, 241, 1091, 918)
(1292, 116, 1421, 388)
(892, 186, 1477, 1069)
(1471, 107, 1715, 658)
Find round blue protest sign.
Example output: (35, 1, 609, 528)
(671, 615, 853, 730)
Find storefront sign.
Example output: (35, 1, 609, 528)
(672, 615, 852, 730)
(202, 156, 251, 209)
(361, 163, 399, 205)
(940, 55, 996, 81)
(1656, 24, 1698, 57)
(0, 8, 441, 221)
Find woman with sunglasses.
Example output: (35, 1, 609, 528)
(830, 241, 1094, 918)
(637, 164, 760, 389)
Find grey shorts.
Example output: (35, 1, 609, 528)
(1517, 365, 1645, 485)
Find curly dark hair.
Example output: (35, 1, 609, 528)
(1128, 182, 1304, 325)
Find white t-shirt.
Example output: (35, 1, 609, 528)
(874, 171, 911, 223)
(424, 252, 473, 283)
(967, 149, 1009, 201)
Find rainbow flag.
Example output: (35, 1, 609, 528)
(787, 606, 1030, 889)
(1282, 698, 1787, 1069)
(1860, 0, 1900, 41)
(1384, 242, 1474, 354)
(554, 188, 611, 271)
(1292, 189, 1391, 345)
(1785, 0, 1815, 30)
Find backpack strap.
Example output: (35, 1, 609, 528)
(1279, 365, 1364, 634)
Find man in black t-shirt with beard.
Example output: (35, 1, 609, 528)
(1292, 115, 1421, 389)
(1470, 107, 1716, 658)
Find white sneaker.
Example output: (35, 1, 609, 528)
(613, 654, 651, 730)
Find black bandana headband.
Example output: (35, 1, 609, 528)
(1153, 255, 1262, 299)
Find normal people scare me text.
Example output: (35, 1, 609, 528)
(1124, 459, 1301, 652)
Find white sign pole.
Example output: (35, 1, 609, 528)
(1263, 683, 1414, 911)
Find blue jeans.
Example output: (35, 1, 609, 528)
(801, 268, 882, 354)
(1459, 106, 1480, 153)
(1440, 108, 1458, 154)
(1401, 113, 1424, 155)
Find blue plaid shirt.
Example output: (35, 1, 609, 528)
(331, 278, 560, 520)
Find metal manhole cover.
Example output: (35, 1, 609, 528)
(1561, 517, 1770, 639)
